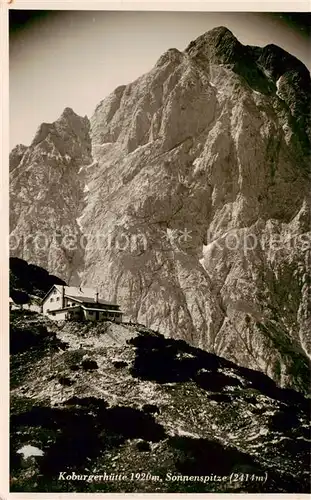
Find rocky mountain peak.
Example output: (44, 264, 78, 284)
(156, 48, 184, 67)
(186, 26, 243, 64)
(186, 27, 310, 81)
(29, 107, 89, 145)
(10, 105, 92, 283)
(58, 106, 90, 132)
(27, 108, 91, 162)
(61, 106, 78, 117)
(10, 28, 311, 394)
(185, 26, 310, 142)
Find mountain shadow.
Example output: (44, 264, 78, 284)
(129, 332, 309, 411)
(10, 257, 66, 301)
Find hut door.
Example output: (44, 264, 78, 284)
(95, 311, 99, 320)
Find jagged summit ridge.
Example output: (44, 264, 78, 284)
(185, 26, 244, 63)
(186, 26, 311, 133)
(185, 26, 310, 78)
(156, 47, 184, 67)
(185, 26, 310, 130)
(30, 107, 90, 153)
(61, 106, 80, 117)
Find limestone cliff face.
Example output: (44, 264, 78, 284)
(9, 27, 311, 392)
(10, 108, 92, 283)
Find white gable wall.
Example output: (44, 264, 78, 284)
(42, 286, 63, 314)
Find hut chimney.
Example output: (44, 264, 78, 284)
(61, 285, 65, 308)
(95, 290, 99, 303)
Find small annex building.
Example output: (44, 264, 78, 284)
(42, 285, 123, 323)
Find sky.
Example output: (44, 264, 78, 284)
(9, 11, 311, 149)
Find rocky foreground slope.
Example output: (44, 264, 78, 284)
(9, 27, 311, 391)
(10, 311, 310, 493)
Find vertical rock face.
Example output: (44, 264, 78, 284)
(10, 108, 92, 283)
(9, 27, 311, 392)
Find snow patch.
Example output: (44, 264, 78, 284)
(198, 368, 210, 374)
(199, 257, 206, 270)
(276, 77, 284, 100)
(177, 428, 201, 439)
(76, 213, 86, 231)
(79, 160, 98, 173)
(83, 184, 90, 193)
(17, 445, 44, 459)
(192, 157, 203, 176)
(85, 160, 98, 169)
